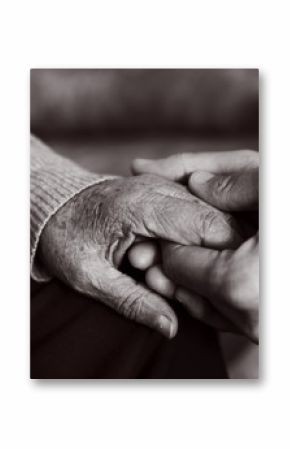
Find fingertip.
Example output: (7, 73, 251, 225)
(128, 241, 159, 270)
(169, 315, 178, 338)
(188, 170, 214, 195)
(146, 265, 176, 299)
(201, 211, 243, 249)
(190, 170, 214, 185)
(157, 314, 178, 339)
(131, 158, 152, 175)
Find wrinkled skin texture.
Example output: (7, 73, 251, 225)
(130, 151, 259, 343)
(38, 174, 241, 339)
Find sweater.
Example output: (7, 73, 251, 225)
(30, 135, 114, 281)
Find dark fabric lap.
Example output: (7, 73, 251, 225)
(31, 280, 227, 379)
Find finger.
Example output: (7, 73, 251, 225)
(128, 241, 160, 270)
(144, 264, 238, 333)
(162, 242, 259, 343)
(188, 169, 258, 211)
(147, 193, 243, 249)
(161, 242, 228, 301)
(132, 150, 259, 182)
(175, 287, 239, 333)
(89, 264, 178, 339)
(145, 265, 176, 299)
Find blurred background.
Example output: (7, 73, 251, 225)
(31, 68, 259, 379)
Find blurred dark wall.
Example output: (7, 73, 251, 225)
(31, 69, 258, 137)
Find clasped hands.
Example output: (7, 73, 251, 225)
(131, 150, 259, 343)
(38, 150, 259, 343)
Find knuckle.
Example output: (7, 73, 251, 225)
(215, 175, 234, 199)
(117, 285, 143, 320)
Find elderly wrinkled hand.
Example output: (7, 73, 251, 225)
(130, 150, 259, 343)
(38, 173, 241, 339)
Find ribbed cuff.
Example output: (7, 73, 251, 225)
(30, 135, 117, 282)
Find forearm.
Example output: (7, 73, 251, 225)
(30, 134, 116, 281)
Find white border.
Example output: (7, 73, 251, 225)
(1, 1, 289, 448)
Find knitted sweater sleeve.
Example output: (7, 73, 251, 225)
(30, 134, 115, 282)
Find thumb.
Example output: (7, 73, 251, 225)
(161, 242, 226, 301)
(188, 169, 259, 211)
(89, 264, 178, 339)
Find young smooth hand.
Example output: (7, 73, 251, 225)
(130, 150, 259, 342)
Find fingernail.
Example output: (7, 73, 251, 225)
(158, 315, 176, 339)
(190, 171, 214, 184)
